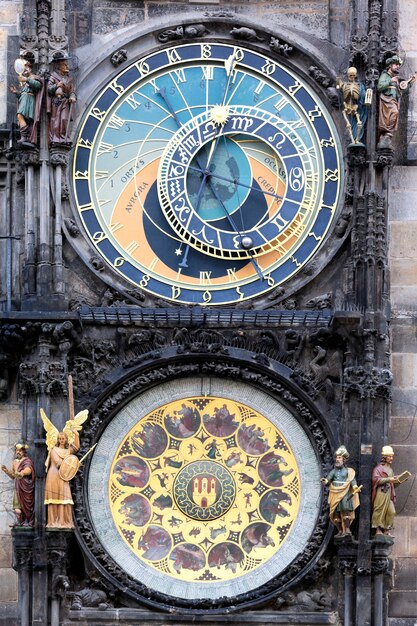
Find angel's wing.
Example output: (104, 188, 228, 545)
(40, 408, 59, 452)
(63, 409, 89, 445)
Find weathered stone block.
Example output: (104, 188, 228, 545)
(390, 516, 409, 558)
(393, 558, 417, 589)
(391, 318, 417, 353)
(389, 418, 417, 446)
(0, 568, 17, 602)
(408, 518, 417, 557)
(389, 222, 417, 258)
(391, 259, 417, 286)
(392, 354, 417, 387)
(392, 387, 417, 418)
(389, 591, 417, 618)
(391, 285, 417, 311)
(0, 5, 22, 26)
(0, 534, 12, 568)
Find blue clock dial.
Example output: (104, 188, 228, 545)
(72, 43, 343, 305)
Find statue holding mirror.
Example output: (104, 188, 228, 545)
(10, 56, 43, 147)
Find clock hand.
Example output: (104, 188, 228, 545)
(193, 52, 239, 212)
(156, 86, 212, 214)
(156, 87, 183, 127)
(157, 86, 208, 267)
(203, 173, 265, 280)
(157, 80, 264, 278)
(201, 54, 238, 173)
(187, 163, 284, 203)
(222, 52, 238, 106)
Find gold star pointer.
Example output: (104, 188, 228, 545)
(209, 104, 230, 126)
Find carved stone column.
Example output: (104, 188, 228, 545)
(12, 529, 34, 626)
(47, 531, 72, 626)
(50, 147, 70, 302)
(337, 539, 358, 626)
(371, 538, 392, 626)
(19, 322, 72, 626)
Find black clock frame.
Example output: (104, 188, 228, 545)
(72, 348, 335, 612)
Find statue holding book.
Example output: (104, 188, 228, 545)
(371, 445, 411, 536)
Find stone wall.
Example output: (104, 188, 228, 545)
(389, 166, 417, 624)
(0, 2, 20, 610)
(0, 404, 20, 607)
(0, 1, 21, 125)
(388, 2, 417, 623)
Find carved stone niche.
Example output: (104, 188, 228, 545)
(72, 350, 334, 613)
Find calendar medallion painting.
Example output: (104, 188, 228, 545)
(88, 379, 322, 600)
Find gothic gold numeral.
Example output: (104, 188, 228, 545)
(135, 60, 150, 77)
(110, 222, 123, 233)
(93, 231, 107, 244)
(108, 114, 124, 129)
(125, 241, 140, 255)
(167, 49, 182, 64)
(110, 80, 125, 95)
(74, 170, 89, 179)
(199, 271, 213, 285)
(77, 138, 92, 149)
(126, 94, 141, 110)
(201, 44, 212, 59)
(261, 60, 276, 76)
(149, 257, 159, 271)
(235, 286, 244, 301)
(202, 66, 214, 80)
(90, 107, 106, 121)
(97, 141, 113, 155)
(174, 69, 186, 84)
(77, 203, 93, 213)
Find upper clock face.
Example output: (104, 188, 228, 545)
(72, 42, 343, 305)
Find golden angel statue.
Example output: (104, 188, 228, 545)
(40, 407, 88, 528)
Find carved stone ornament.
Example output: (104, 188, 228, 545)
(90, 256, 105, 272)
(230, 26, 264, 42)
(110, 49, 127, 67)
(13, 547, 33, 571)
(350, 35, 369, 66)
(339, 558, 356, 576)
(375, 150, 394, 169)
(15, 149, 40, 167)
(269, 37, 293, 56)
(158, 24, 209, 43)
(72, 354, 332, 612)
(19, 361, 67, 396)
(64, 218, 80, 238)
(308, 65, 332, 89)
(50, 150, 69, 167)
(347, 148, 367, 167)
(378, 35, 400, 63)
(343, 366, 393, 399)
(204, 10, 234, 18)
(371, 557, 390, 574)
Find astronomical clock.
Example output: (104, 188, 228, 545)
(69, 31, 344, 613)
(72, 41, 343, 305)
